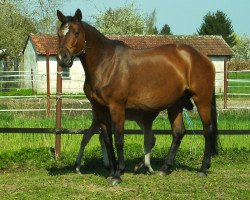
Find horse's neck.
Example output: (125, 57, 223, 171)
(81, 23, 114, 85)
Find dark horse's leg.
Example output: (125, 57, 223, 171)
(99, 123, 117, 178)
(75, 122, 100, 173)
(160, 106, 185, 175)
(75, 120, 116, 175)
(99, 134, 110, 169)
(109, 104, 125, 185)
(194, 92, 218, 176)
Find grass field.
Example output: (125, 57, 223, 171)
(0, 134, 249, 199)
(0, 109, 250, 199)
(227, 71, 250, 94)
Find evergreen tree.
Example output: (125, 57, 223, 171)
(197, 10, 236, 47)
(160, 24, 172, 35)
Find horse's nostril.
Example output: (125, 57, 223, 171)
(63, 53, 68, 59)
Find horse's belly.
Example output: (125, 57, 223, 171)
(126, 92, 181, 111)
(126, 78, 185, 111)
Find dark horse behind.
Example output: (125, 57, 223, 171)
(56, 9, 218, 185)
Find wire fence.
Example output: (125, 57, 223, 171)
(0, 68, 250, 112)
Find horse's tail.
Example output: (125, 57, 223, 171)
(210, 90, 218, 156)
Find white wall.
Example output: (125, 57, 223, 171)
(23, 40, 38, 88)
(210, 56, 226, 93)
(36, 56, 85, 94)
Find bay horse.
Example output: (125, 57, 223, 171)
(56, 9, 218, 185)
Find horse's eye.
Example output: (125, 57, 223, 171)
(75, 31, 80, 36)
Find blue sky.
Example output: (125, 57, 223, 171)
(62, 0, 250, 35)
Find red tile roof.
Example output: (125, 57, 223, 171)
(29, 34, 59, 55)
(28, 34, 233, 56)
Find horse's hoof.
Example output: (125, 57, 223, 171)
(148, 168, 155, 174)
(158, 170, 167, 176)
(158, 168, 172, 176)
(109, 177, 122, 186)
(75, 168, 81, 174)
(134, 162, 144, 173)
(197, 171, 207, 177)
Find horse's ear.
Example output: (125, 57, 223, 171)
(74, 9, 82, 21)
(57, 10, 66, 23)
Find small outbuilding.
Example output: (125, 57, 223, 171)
(23, 34, 234, 94)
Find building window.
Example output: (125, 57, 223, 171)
(62, 67, 70, 79)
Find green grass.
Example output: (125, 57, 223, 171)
(0, 107, 250, 199)
(228, 72, 250, 94)
(0, 134, 249, 199)
(1, 109, 250, 130)
(0, 88, 34, 96)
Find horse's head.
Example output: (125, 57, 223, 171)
(56, 9, 85, 68)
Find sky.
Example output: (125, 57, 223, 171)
(62, 0, 250, 36)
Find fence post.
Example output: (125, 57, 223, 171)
(224, 59, 228, 109)
(46, 51, 51, 117)
(55, 62, 62, 160)
(31, 68, 34, 95)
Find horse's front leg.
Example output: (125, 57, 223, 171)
(75, 123, 100, 174)
(109, 104, 125, 185)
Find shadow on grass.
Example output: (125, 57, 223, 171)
(46, 156, 198, 178)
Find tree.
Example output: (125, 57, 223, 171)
(145, 9, 158, 35)
(0, 2, 37, 58)
(0, 0, 67, 58)
(93, 3, 145, 35)
(13, 0, 65, 34)
(232, 34, 250, 61)
(160, 24, 172, 35)
(197, 10, 236, 47)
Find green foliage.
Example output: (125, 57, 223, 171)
(11, 0, 65, 34)
(93, 3, 145, 35)
(0, 2, 37, 58)
(232, 34, 250, 61)
(144, 9, 158, 35)
(197, 10, 236, 47)
(159, 24, 172, 35)
(0, 0, 66, 59)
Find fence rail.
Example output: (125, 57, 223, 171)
(0, 128, 249, 135)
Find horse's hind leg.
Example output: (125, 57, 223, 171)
(75, 123, 99, 173)
(99, 123, 117, 178)
(160, 107, 185, 175)
(99, 134, 110, 169)
(194, 98, 217, 176)
(134, 115, 157, 174)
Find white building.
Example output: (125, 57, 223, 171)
(23, 34, 233, 94)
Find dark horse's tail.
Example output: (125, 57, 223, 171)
(211, 90, 218, 156)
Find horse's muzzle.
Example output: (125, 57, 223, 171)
(57, 50, 73, 68)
